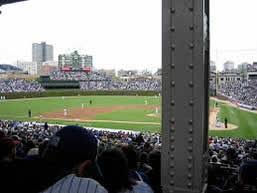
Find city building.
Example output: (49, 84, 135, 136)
(217, 72, 243, 86)
(97, 69, 116, 77)
(117, 69, 138, 77)
(16, 61, 39, 75)
(253, 62, 257, 69)
(58, 50, 93, 69)
(210, 61, 216, 72)
(155, 68, 162, 76)
(32, 42, 54, 63)
(237, 62, 250, 72)
(42, 61, 58, 66)
(39, 65, 58, 75)
(223, 61, 235, 72)
(140, 69, 153, 77)
(209, 71, 217, 96)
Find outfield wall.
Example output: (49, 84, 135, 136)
(0, 90, 160, 99)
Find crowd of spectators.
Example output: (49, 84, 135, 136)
(51, 70, 162, 91)
(218, 80, 257, 108)
(79, 79, 161, 91)
(50, 71, 111, 81)
(0, 120, 161, 193)
(208, 136, 257, 192)
(0, 79, 45, 93)
(0, 120, 257, 193)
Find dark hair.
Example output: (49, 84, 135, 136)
(97, 149, 134, 193)
(0, 131, 5, 139)
(0, 137, 16, 160)
(149, 150, 161, 170)
(239, 160, 257, 185)
(139, 152, 148, 164)
(121, 145, 138, 170)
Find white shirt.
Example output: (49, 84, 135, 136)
(123, 181, 154, 193)
(41, 174, 107, 193)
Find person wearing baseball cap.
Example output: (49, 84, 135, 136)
(0, 125, 106, 193)
(39, 125, 107, 193)
(43, 125, 98, 166)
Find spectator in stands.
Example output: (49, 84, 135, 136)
(222, 160, 257, 193)
(0, 125, 105, 193)
(121, 145, 150, 184)
(41, 173, 107, 193)
(40, 125, 103, 191)
(138, 152, 152, 174)
(147, 150, 162, 193)
(0, 130, 5, 139)
(1, 119, 257, 193)
(0, 137, 18, 162)
(97, 148, 153, 193)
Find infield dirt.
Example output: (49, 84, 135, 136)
(42, 104, 159, 121)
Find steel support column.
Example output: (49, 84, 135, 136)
(162, 0, 209, 193)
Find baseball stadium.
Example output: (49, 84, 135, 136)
(1, 1, 257, 193)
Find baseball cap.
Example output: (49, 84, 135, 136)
(47, 125, 98, 165)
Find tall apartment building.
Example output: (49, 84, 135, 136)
(58, 50, 93, 69)
(32, 42, 53, 63)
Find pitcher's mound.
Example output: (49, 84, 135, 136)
(209, 107, 238, 131)
(146, 113, 161, 118)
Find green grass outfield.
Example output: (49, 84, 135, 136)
(0, 95, 257, 139)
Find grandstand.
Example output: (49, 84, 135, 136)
(1, 1, 257, 193)
(0, 64, 22, 73)
(0, 56, 256, 193)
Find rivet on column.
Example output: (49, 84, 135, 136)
(189, 43, 194, 49)
(169, 26, 175, 32)
(170, 8, 175, 13)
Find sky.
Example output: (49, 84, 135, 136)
(0, 0, 257, 71)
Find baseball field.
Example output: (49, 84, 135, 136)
(0, 95, 257, 139)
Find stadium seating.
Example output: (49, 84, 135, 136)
(0, 120, 257, 193)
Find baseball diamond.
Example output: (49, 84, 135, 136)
(0, 95, 257, 138)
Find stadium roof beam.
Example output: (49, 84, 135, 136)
(0, 0, 27, 6)
(162, 0, 209, 193)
